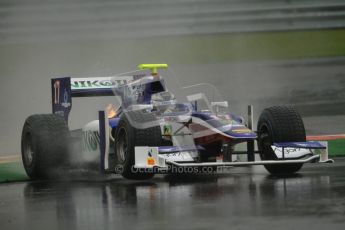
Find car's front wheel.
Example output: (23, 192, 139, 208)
(257, 106, 306, 175)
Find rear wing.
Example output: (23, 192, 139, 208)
(51, 76, 134, 123)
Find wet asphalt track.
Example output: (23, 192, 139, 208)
(1, 159, 345, 230)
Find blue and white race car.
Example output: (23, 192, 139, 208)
(21, 64, 333, 180)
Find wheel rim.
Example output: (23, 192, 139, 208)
(116, 127, 128, 163)
(24, 133, 34, 167)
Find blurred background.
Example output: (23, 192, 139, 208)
(1, 0, 345, 155)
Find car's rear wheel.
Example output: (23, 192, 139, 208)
(21, 114, 70, 179)
(257, 106, 305, 175)
(114, 111, 162, 180)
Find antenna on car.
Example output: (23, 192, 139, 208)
(138, 64, 168, 76)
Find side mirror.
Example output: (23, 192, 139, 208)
(186, 93, 207, 102)
(211, 101, 228, 114)
(211, 101, 228, 108)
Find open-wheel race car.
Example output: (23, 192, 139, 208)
(21, 64, 333, 180)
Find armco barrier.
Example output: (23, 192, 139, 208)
(0, 0, 344, 43)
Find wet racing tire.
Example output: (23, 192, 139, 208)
(114, 111, 162, 180)
(257, 106, 306, 175)
(21, 114, 70, 179)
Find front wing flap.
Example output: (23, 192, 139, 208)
(271, 141, 333, 163)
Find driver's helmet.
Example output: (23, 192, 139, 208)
(151, 91, 177, 112)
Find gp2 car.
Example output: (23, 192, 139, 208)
(21, 64, 333, 180)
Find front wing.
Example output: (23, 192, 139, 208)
(133, 141, 333, 170)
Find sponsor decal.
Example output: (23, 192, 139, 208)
(296, 143, 309, 147)
(82, 131, 100, 151)
(272, 147, 303, 154)
(71, 77, 133, 90)
(52, 77, 72, 123)
(271, 146, 312, 159)
(53, 80, 60, 104)
(123, 84, 145, 103)
(54, 110, 65, 117)
(147, 149, 155, 166)
(232, 128, 251, 133)
(163, 151, 195, 162)
(163, 124, 172, 136)
(61, 88, 71, 108)
(164, 116, 179, 122)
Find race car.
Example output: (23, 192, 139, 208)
(21, 64, 333, 180)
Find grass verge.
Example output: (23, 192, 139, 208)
(0, 162, 28, 183)
(329, 139, 345, 157)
